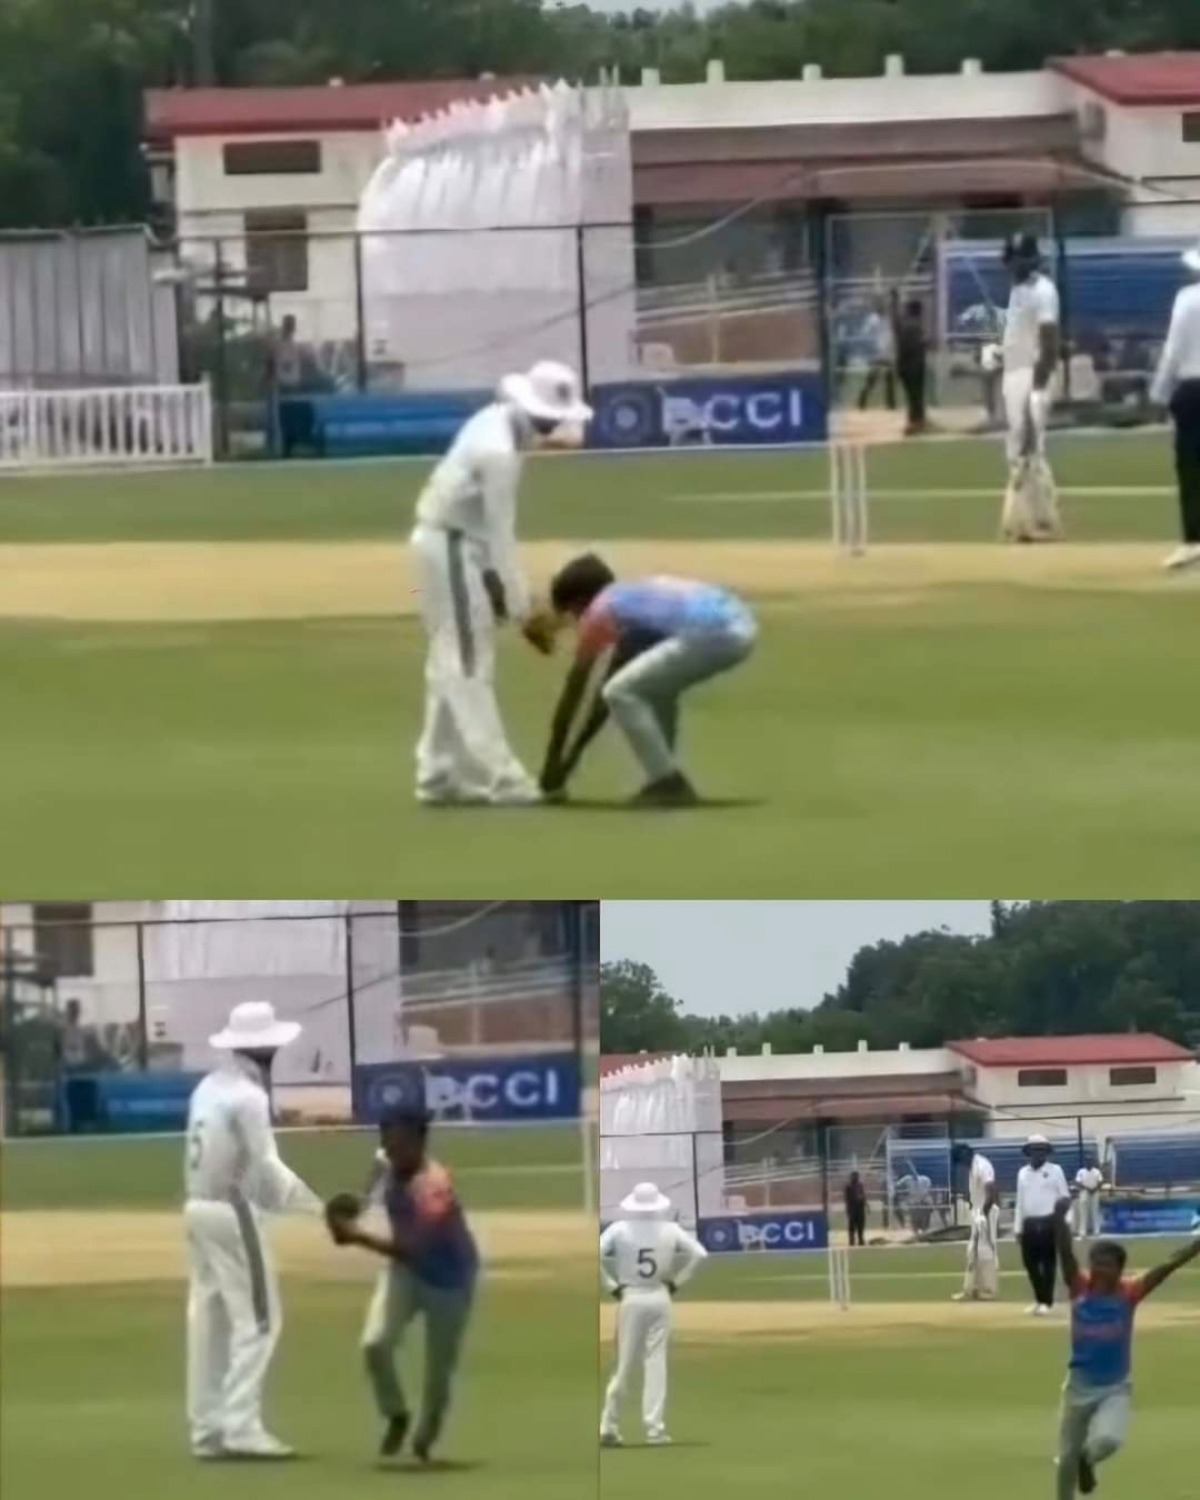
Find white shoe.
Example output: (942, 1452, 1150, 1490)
(416, 782, 487, 806)
(221, 1434, 295, 1460)
(487, 782, 543, 806)
(191, 1439, 224, 1460)
(951, 1291, 974, 1302)
(1163, 542, 1200, 571)
(646, 1431, 671, 1446)
(600, 1431, 623, 1448)
(1025, 1303, 1040, 1315)
(1034, 1304, 1052, 1317)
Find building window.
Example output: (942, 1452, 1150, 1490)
(1110, 1065, 1157, 1087)
(32, 903, 94, 979)
(244, 210, 308, 293)
(1183, 112, 1200, 143)
(224, 140, 322, 176)
(1017, 1067, 1068, 1087)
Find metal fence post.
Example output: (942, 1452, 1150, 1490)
(2, 923, 14, 1137)
(213, 237, 229, 459)
(353, 231, 368, 392)
(135, 920, 148, 1071)
(575, 225, 591, 397)
(345, 911, 358, 1120)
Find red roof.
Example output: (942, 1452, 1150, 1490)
(1051, 52, 1200, 107)
(950, 1034, 1194, 1067)
(144, 79, 535, 142)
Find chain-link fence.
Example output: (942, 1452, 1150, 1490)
(659, 1101, 1200, 1243)
(0, 900, 597, 1137)
(7, 206, 1195, 456)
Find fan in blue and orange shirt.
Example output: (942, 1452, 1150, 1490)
(538, 552, 757, 806)
(1052, 1196, 1198, 1497)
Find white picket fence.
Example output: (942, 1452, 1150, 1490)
(0, 382, 213, 470)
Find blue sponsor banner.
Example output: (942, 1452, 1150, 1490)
(354, 1051, 581, 1124)
(1101, 1198, 1200, 1236)
(698, 1210, 829, 1254)
(590, 373, 827, 450)
(298, 389, 491, 458)
(64, 1070, 204, 1133)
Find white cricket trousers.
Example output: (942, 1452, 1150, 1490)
(184, 1197, 282, 1451)
(1075, 1194, 1102, 1237)
(1003, 367, 1045, 465)
(601, 1287, 671, 1438)
(409, 523, 535, 800)
(962, 1212, 999, 1299)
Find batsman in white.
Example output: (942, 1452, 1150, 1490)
(998, 232, 1064, 544)
(410, 359, 592, 805)
(951, 1141, 1000, 1302)
(599, 1182, 707, 1447)
(183, 1001, 324, 1460)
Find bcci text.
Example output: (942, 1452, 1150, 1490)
(356, 1052, 581, 1124)
(698, 1210, 831, 1254)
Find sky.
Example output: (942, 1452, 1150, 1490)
(601, 902, 996, 1016)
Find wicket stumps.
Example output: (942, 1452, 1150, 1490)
(829, 441, 868, 555)
(827, 1243, 852, 1309)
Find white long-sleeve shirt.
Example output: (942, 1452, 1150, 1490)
(1013, 1160, 1070, 1234)
(1003, 273, 1059, 372)
(968, 1153, 996, 1213)
(1150, 281, 1200, 405)
(413, 402, 531, 622)
(184, 1059, 323, 1215)
(599, 1217, 707, 1295)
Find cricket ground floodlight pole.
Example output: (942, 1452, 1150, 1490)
(827, 1242, 852, 1309)
(829, 441, 869, 556)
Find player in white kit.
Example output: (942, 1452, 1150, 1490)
(410, 359, 592, 806)
(183, 1002, 324, 1460)
(951, 1143, 1000, 1301)
(1074, 1159, 1106, 1238)
(599, 1182, 707, 1447)
(998, 232, 1063, 543)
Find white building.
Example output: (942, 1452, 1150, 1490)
(143, 51, 1200, 344)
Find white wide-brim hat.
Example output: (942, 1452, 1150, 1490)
(499, 359, 593, 426)
(620, 1181, 673, 1216)
(1023, 1133, 1053, 1154)
(209, 1000, 301, 1052)
(1182, 244, 1200, 276)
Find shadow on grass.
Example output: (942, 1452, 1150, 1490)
(374, 1459, 485, 1476)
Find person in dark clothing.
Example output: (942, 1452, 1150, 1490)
(1150, 243, 1200, 571)
(844, 1171, 867, 1247)
(894, 295, 929, 435)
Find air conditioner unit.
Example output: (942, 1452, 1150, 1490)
(1079, 101, 1107, 144)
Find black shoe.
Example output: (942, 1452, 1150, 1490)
(380, 1414, 409, 1458)
(1078, 1454, 1097, 1494)
(412, 1438, 431, 1464)
(631, 773, 699, 808)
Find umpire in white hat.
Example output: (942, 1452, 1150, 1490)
(1150, 242, 1200, 571)
(1014, 1134, 1071, 1315)
(183, 1002, 325, 1459)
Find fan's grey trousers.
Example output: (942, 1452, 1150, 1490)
(602, 620, 757, 782)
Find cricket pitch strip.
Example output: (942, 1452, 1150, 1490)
(0, 541, 1182, 623)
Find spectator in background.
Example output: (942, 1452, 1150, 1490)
(857, 298, 896, 412)
(270, 315, 313, 458)
(894, 296, 929, 436)
(56, 998, 89, 1073)
(55, 999, 96, 1132)
(844, 1171, 867, 1247)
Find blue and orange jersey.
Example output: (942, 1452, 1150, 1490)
(577, 576, 755, 663)
(384, 1159, 479, 1290)
(1067, 1270, 1147, 1387)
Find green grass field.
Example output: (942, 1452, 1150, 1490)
(1, 1124, 593, 1500)
(600, 1240, 1199, 1500)
(2, 432, 1198, 894)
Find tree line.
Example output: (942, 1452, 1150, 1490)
(2, 0, 1199, 230)
(601, 901, 1200, 1055)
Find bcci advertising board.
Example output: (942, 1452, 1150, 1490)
(1101, 1198, 1200, 1237)
(354, 1052, 581, 1124)
(590, 373, 827, 450)
(698, 1210, 830, 1254)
